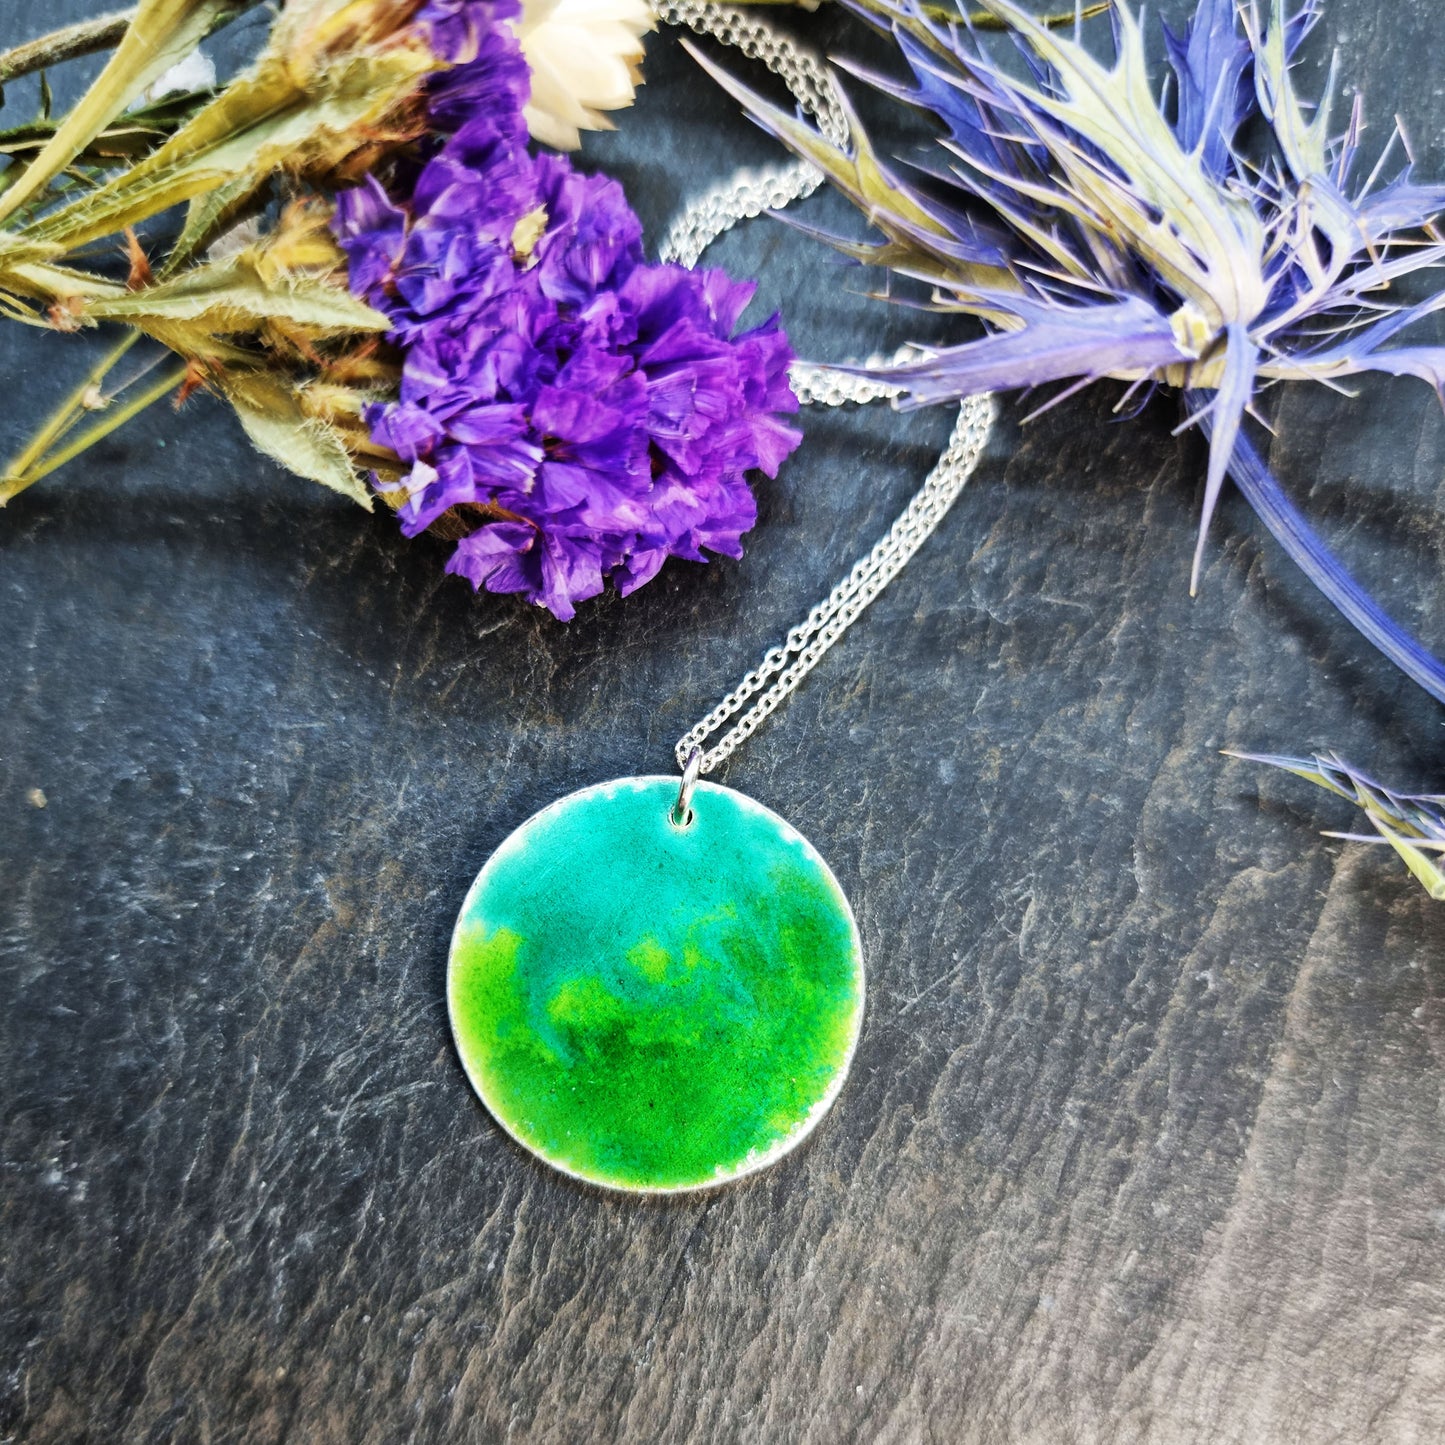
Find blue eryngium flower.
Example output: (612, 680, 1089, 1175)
(695, 0, 1445, 701)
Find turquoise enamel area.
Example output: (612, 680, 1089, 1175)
(447, 777, 864, 1192)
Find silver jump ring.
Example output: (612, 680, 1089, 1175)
(672, 747, 702, 827)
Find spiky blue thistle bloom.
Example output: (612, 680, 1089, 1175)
(695, 0, 1445, 700)
(1228, 750, 1445, 899)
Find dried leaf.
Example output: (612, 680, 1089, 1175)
(0, 0, 240, 225)
(1375, 822, 1445, 901)
(24, 43, 434, 250)
(220, 369, 373, 507)
(1247, 0, 1332, 182)
(85, 251, 390, 333)
(1229, 749, 1445, 900)
(165, 176, 267, 274)
(682, 40, 1017, 296)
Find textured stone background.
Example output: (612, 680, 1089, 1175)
(3, 3, 1444, 1442)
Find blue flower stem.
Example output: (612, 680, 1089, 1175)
(1190, 390, 1445, 706)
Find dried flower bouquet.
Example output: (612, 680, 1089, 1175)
(0, 0, 802, 618)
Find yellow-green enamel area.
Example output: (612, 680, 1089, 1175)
(447, 778, 863, 1191)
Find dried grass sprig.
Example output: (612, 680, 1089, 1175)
(1228, 750, 1445, 900)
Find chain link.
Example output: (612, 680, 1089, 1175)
(674, 392, 996, 773)
(652, 1, 850, 145)
(653, 1, 997, 775)
(653, 1, 846, 269)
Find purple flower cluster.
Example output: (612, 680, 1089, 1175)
(333, 0, 800, 619)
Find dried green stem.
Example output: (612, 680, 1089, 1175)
(2, 330, 138, 498)
(0, 1, 265, 91)
(0, 10, 136, 90)
(1, 343, 183, 505)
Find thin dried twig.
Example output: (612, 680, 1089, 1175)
(0, 11, 137, 90)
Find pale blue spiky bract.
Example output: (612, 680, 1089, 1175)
(700, 0, 1445, 703)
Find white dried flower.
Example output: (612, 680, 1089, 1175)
(517, 0, 653, 150)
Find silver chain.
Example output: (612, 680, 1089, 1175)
(673, 394, 995, 774)
(653, 0, 846, 269)
(653, 0, 850, 147)
(654, 2, 997, 775)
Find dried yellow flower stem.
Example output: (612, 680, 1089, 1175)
(1, 333, 139, 493)
(0, 341, 187, 506)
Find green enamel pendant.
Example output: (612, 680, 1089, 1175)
(447, 776, 864, 1193)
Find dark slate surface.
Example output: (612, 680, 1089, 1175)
(3, 3, 1444, 1442)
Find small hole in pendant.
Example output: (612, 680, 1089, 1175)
(669, 805, 695, 831)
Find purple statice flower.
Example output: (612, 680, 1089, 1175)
(695, 0, 1445, 703)
(415, 0, 521, 66)
(333, 0, 800, 619)
(1227, 750, 1445, 900)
